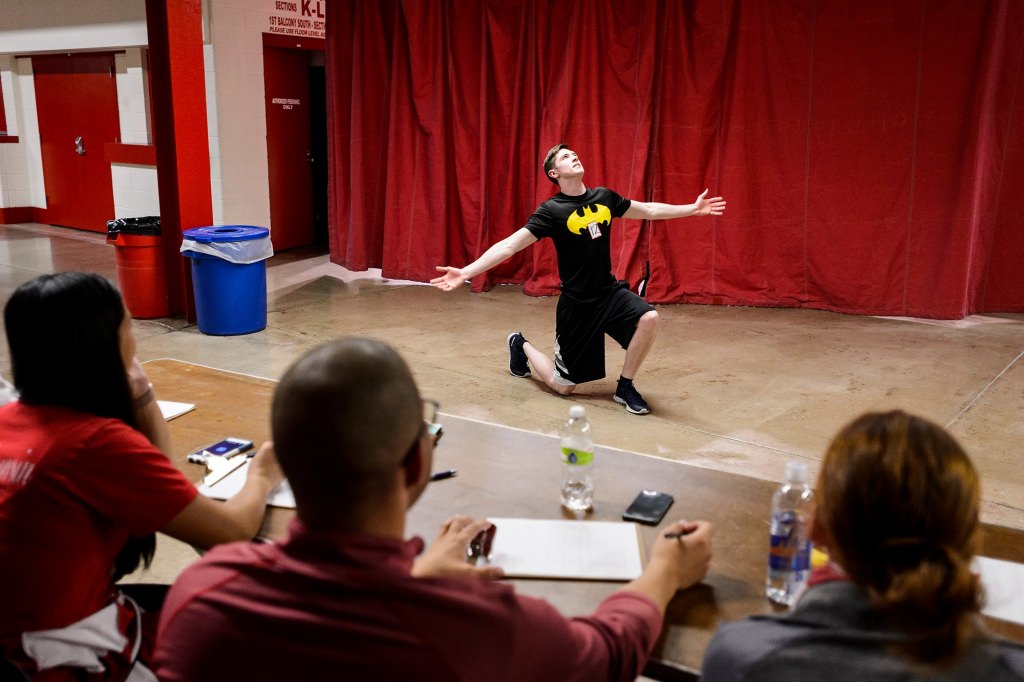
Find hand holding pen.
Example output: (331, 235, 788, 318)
(653, 520, 714, 591)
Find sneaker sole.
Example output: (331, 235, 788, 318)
(613, 394, 650, 415)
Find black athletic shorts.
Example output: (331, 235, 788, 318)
(553, 282, 655, 385)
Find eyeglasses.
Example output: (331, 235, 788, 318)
(423, 398, 443, 446)
(402, 398, 443, 466)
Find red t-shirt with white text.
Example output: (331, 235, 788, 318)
(0, 401, 198, 634)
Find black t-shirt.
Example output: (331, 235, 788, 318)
(524, 187, 632, 302)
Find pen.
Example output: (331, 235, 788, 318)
(430, 469, 458, 482)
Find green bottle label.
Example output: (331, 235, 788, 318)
(561, 447, 593, 466)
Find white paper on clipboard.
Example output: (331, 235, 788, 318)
(198, 459, 296, 508)
(483, 517, 644, 581)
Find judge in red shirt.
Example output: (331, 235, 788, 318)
(0, 272, 283, 681)
(154, 337, 713, 681)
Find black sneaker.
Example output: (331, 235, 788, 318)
(614, 381, 650, 415)
(507, 332, 530, 378)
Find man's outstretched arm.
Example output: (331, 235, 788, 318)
(623, 189, 726, 221)
(432, 227, 538, 291)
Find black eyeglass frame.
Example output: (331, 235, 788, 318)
(403, 399, 443, 466)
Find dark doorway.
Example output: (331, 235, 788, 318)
(308, 65, 327, 246)
(262, 42, 327, 252)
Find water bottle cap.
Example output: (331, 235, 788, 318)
(785, 460, 808, 484)
(569, 405, 585, 419)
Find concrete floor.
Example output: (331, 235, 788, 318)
(2, 221, 1023, 584)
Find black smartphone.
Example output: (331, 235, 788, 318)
(622, 490, 675, 525)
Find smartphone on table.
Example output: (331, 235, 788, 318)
(186, 437, 254, 465)
(622, 490, 675, 525)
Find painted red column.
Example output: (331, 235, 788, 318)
(145, 0, 212, 319)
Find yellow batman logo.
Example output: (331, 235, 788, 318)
(566, 204, 611, 235)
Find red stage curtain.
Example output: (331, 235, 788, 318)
(326, 0, 1024, 318)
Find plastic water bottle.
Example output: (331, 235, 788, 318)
(560, 405, 594, 511)
(765, 460, 814, 606)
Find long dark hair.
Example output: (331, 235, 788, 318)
(4, 272, 155, 579)
(817, 410, 982, 665)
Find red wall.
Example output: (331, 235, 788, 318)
(326, 0, 1024, 318)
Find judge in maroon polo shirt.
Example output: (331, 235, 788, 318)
(154, 337, 713, 682)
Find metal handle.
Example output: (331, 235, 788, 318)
(75, 136, 85, 155)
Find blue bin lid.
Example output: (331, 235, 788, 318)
(182, 226, 269, 243)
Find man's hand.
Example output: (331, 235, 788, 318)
(649, 519, 713, 590)
(431, 266, 468, 292)
(412, 515, 505, 581)
(622, 519, 713, 610)
(692, 189, 726, 216)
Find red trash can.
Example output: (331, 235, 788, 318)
(106, 217, 169, 319)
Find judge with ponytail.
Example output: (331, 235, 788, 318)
(701, 410, 1024, 681)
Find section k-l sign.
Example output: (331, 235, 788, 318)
(266, 0, 325, 40)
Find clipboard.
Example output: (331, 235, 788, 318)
(197, 458, 296, 509)
(484, 517, 645, 581)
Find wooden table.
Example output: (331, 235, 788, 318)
(147, 359, 1024, 681)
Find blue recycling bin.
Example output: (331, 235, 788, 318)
(181, 226, 272, 335)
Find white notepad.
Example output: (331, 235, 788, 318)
(157, 400, 196, 421)
(198, 459, 296, 509)
(485, 517, 644, 581)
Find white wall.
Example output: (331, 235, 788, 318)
(0, 140, 30, 209)
(0, 55, 25, 209)
(205, 44, 226, 226)
(0, 0, 148, 53)
(0, 0, 279, 229)
(111, 49, 160, 219)
(0, 58, 15, 137)
(115, 50, 150, 146)
(0, 48, 159, 217)
(206, 0, 273, 229)
(111, 164, 159, 218)
(0, 0, 153, 215)
(0, 56, 45, 210)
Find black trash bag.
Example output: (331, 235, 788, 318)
(106, 216, 161, 237)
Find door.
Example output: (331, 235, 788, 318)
(263, 46, 314, 251)
(33, 53, 120, 233)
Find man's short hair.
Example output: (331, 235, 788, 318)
(542, 143, 569, 185)
(271, 338, 422, 515)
